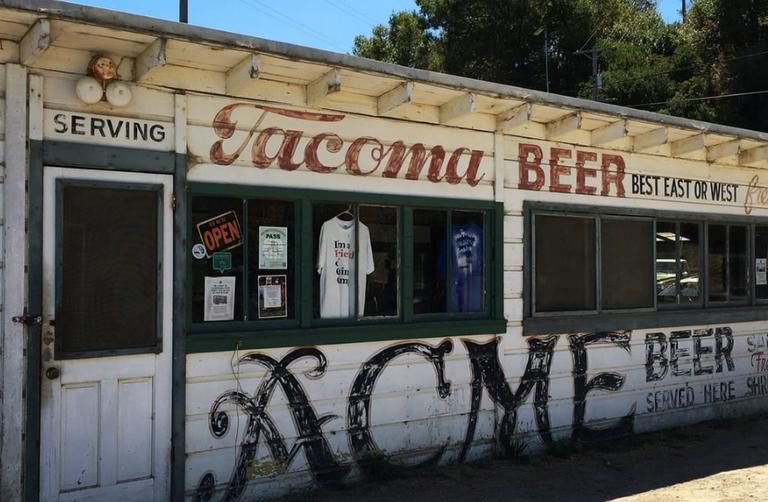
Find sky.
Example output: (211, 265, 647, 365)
(74, 0, 684, 54)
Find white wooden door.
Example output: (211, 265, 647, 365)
(40, 167, 173, 502)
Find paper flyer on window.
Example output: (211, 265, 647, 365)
(258, 274, 287, 319)
(204, 276, 236, 321)
(259, 226, 288, 269)
(757, 258, 767, 286)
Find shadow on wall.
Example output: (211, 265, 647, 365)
(195, 332, 636, 502)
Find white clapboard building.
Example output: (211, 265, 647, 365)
(2, 1, 768, 500)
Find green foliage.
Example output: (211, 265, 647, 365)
(352, 0, 768, 131)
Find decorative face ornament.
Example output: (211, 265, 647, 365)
(76, 55, 132, 107)
(89, 56, 118, 81)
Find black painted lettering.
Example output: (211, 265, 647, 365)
(90, 117, 106, 137)
(71, 115, 86, 135)
(53, 113, 67, 133)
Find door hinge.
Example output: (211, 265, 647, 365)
(171, 192, 177, 213)
(12, 312, 41, 326)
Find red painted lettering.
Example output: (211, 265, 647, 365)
(518, 143, 545, 190)
(575, 151, 598, 195)
(601, 154, 626, 197)
(549, 148, 572, 193)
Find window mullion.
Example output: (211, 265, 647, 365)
(446, 210, 453, 314)
(300, 199, 312, 327)
(242, 198, 249, 321)
(402, 207, 413, 323)
(595, 216, 601, 313)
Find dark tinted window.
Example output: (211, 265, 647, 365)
(58, 185, 158, 357)
(535, 215, 596, 312)
(414, 209, 447, 314)
(756, 226, 768, 300)
(602, 218, 653, 309)
(708, 224, 727, 302)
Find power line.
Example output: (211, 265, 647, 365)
(236, 0, 348, 52)
(627, 89, 768, 108)
(323, 0, 380, 26)
(598, 48, 768, 87)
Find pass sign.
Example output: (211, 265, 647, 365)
(196, 211, 243, 255)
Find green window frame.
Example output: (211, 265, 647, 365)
(187, 183, 505, 352)
(524, 202, 768, 335)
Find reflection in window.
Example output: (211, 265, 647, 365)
(730, 225, 748, 301)
(360, 206, 398, 318)
(451, 211, 484, 313)
(708, 224, 748, 303)
(414, 209, 447, 314)
(757, 226, 768, 300)
(708, 224, 727, 302)
(535, 214, 596, 312)
(656, 221, 677, 305)
(656, 222, 700, 306)
(679, 223, 701, 304)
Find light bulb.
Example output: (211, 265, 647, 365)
(75, 76, 102, 104)
(105, 81, 132, 107)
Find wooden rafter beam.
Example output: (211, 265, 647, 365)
(591, 120, 627, 146)
(706, 139, 741, 163)
(20, 19, 51, 66)
(670, 133, 706, 157)
(378, 81, 413, 115)
(546, 112, 581, 139)
(307, 69, 341, 108)
(135, 38, 167, 81)
(439, 92, 476, 124)
(226, 54, 260, 95)
(740, 145, 768, 165)
(495, 103, 531, 132)
(633, 127, 668, 152)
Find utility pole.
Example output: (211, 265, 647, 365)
(544, 26, 550, 93)
(180, 0, 188, 23)
(591, 45, 598, 101)
(574, 46, 602, 101)
(682, 0, 687, 21)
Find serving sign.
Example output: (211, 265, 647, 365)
(45, 110, 174, 151)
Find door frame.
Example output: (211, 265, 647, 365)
(27, 140, 188, 502)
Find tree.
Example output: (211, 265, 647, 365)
(352, 0, 768, 131)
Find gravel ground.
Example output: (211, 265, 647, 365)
(281, 414, 768, 502)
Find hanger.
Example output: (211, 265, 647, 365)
(335, 204, 354, 221)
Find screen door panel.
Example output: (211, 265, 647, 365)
(41, 167, 172, 502)
(57, 184, 160, 358)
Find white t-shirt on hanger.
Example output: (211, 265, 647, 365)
(317, 216, 375, 318)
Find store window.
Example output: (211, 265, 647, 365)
(534, 214, 596, 312)
(189, 187, 503, 345)
(656, 221, 701, 306)
(708, 224, 748, 303)
(312, 203, 399, 319)
(528, 204, 766, 324)
(602, 218, 654, 309)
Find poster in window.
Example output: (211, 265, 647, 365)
(258, 275, 287, 319)
(757, 258, 767, 286)
(204, 276, 236, 321)
(196, 211, 243, 256)
(259, 226, 288, 269)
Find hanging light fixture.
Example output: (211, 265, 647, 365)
(75, 55, 133, 107)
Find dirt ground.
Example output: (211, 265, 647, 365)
(284, 414, 768, 501)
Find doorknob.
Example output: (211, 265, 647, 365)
(45, 367, 60, 380)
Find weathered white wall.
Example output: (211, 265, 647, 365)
(183, 107, 768, 502)
(1, 63, 25, 502)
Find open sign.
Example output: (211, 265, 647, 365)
(196, 211, 243, 255)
